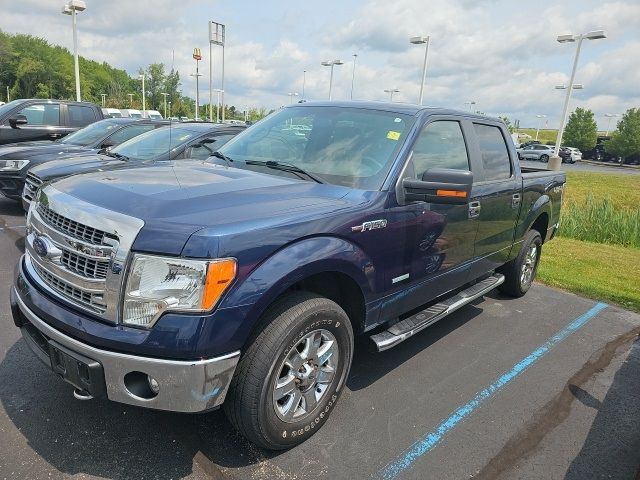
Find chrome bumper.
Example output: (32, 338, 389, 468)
(14, 288, 240, 413)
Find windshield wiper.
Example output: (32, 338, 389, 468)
(245, 160, 325, 184)
(211, 151, 233, 167)
(105, 151, 129, 161)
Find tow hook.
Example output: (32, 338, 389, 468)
(73, 388, 94, 401)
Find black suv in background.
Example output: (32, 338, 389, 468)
(0, 118, 167, 201)
(0, 99, 104, 145)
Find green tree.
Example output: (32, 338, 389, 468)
(499, 116, 514, 133)
(606, 108, 640, 160)
(562, 107, 597, 151)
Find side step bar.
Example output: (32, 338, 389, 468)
(370, 273, 504, 352)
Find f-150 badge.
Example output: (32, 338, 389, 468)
(351, 219, 387, 232)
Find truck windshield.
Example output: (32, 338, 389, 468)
(218, 106, 415, 190)
(110, 125, 197, 160)
(59, 119, 121, 146)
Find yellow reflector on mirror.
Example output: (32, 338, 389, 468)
(202, 258, 237, 310)
(436, 190, 467, 198)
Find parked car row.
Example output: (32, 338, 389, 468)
(102, 108, 163, 119)
(515, 143, 580, 164)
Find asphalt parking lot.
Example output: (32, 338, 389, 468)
(1, 196, 639, 480)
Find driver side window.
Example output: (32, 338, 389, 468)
(411, 121, 469, 179)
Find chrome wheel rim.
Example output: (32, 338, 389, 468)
(520, 243, 538, 287)
(272, 329, 338, 423)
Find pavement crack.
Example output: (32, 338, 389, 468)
(472, 327, 640, 480)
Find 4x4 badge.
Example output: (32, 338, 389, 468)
(351, 219, 387, 232)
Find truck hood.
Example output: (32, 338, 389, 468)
(30, 153, 125, 181)
(49, 161, 355, 255)
(0, 142, 91, 161)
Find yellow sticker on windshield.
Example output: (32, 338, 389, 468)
(387, 131, 401, 140)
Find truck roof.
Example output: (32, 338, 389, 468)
(290, 100, 499, 121)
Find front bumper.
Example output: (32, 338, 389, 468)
(12, 287, 240, 413)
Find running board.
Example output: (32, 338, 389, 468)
(370, 274, 505, 352)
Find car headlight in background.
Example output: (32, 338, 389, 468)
(0, 160, 29, 171)
(122, 254, 237, 328)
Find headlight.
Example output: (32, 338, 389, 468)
(122, 254, 237, 328)
(0, 159, 29, 171)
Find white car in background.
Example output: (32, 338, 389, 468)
(120, 109, 143, 118)
(565, 147, 582, 162)
(146, 110, 163, 119)
(102, 107, 123, 118)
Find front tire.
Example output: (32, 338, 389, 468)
(498, 230, 542, 297)
(540, 154, 549, 163)
(224, 291, 354, 450)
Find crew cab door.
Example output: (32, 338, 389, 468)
(0, 101, 67, 143)
(466, 122, 520, 276)
(381, 118, 478, 319)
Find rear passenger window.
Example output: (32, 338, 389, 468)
(411, 121, 469, 178)
(68, 105, 97, 127)
(473, 124, 512, 181)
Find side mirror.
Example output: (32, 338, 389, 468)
(100, 139, 115, 149)
(9, 114, 28, 129)
(402, 168, 473, 205)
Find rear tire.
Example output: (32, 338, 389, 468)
(540, 154, 549, 163)
(224, 291, 354, 450)
(498, 230, 542, 297)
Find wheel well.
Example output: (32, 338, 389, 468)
(285, 272, 366, 334)
(531, 213, 549, 243)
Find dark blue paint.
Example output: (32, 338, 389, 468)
(12, 105, 566, 360)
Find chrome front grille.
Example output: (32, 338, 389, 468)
(38, 203, 107, 245)
(61, 249, 110, 279)
(23, 172, 43, 203)
(25, 185, 144, 323)
(33, 262, 106, 313)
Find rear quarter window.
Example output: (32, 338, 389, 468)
(68, 105, 98, 127)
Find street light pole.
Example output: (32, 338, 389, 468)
(350, 54, 358, 100)
(551, 30, 606, 170)
(161, 92, 169, 118)
(464, 101, 476, 112)
(288, 92, 299, 104)
(535, 114, 546, 140)
(213, 89, 223, 122)
(384, 88, 399, 101)
(191, 48, 202, 120)
(100, 93, 106, 107)
(62, 1, 86, 102)
(321, 60, 343, 100)
(604, 113, 620, 136)
(139, 74, 146, 117)
(302, 70, 306, 100)
(127, 93, 134, 107)
(410, 36, 430, 105)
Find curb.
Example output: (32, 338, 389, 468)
(580, 159, 640, 170)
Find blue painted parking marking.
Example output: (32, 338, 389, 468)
(377, 301, 608, 479)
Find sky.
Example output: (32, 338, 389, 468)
(1, 0, 639, 129)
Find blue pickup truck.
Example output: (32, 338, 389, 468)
(11, 101, 565, 450)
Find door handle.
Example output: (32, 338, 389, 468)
(512, 193, 521, 208)
(468, 200, 481, 219)
(48, 133, 62, 139)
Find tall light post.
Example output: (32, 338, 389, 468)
(321, 60, 343, 100)
(384, 88, 399, 101)
(127, 93, 134, 107)
(168, 101, 172, 118)
(604, 113, 621, 136)
(100, 93, 106, 107)
(287, 92, 299, 104)
(409, 35, 430, 105)
(161, 92, 169, 118)
(62, 0, 86, 102)
(6, 86, 9, 102)
(535, 114, 547, 140)
(350, 54, 358, 100)
(213, 88, 223, 122)
(464, 100, 476, 112)
(551, 30, 606, 170)
(302, 70, 306, 100)
(208, 22, 226, 121)
(191, 48, 202, 120)
(139, 74, 146, 117)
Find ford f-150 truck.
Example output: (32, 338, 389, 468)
(10, 102, 565, 450)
